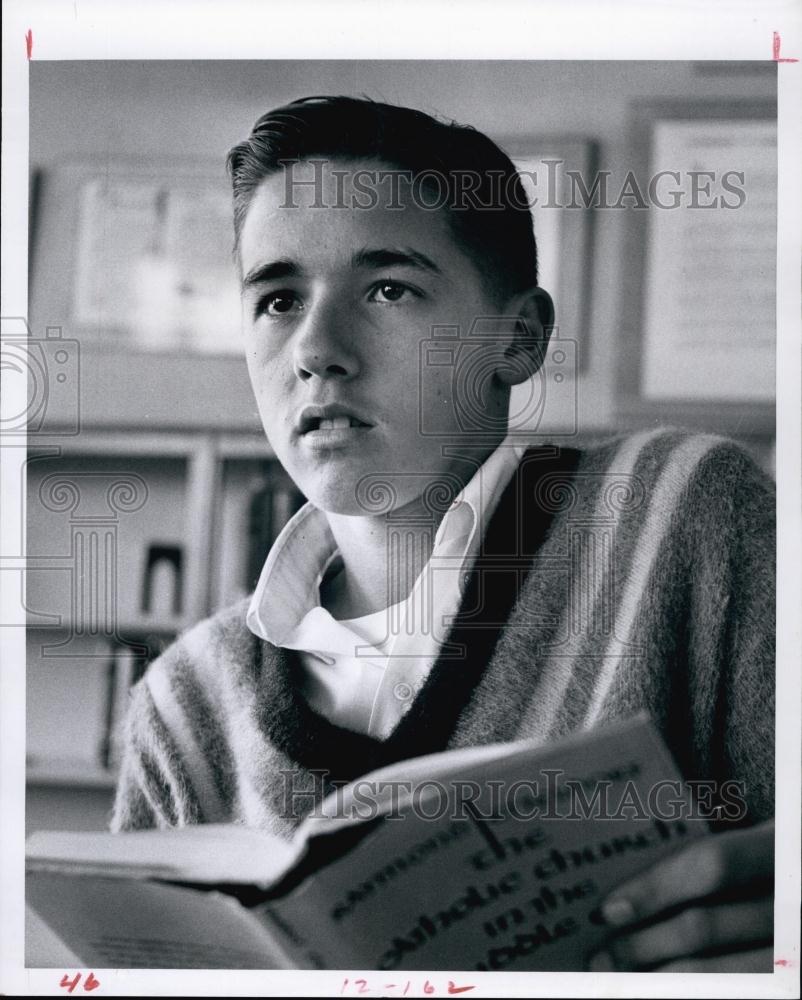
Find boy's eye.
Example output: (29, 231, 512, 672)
(258, 291, 301, 317)
(369, 281, 417, 304)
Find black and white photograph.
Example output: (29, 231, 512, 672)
(1, 1, 800, 997)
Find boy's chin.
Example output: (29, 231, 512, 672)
(298, 474, 374, 517)
(300, 472, 433, 519)
(303, 484, 396, 518)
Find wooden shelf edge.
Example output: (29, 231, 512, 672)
(26, 761, 118, 790)
(25, 619, 185, 635)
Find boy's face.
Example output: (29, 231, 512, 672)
(238, 158, 517, 516)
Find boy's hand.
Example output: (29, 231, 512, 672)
(589, 820, 775, 972)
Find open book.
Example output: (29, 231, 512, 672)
(26, 714, 708, 971)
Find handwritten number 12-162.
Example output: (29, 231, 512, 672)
(341, 979, 475, 995)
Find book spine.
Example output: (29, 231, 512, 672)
(257, 903, 328, 970)
(100, 645, 139, 772)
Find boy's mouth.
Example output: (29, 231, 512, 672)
(303, 415, 371, 432)
(296, 405, 374, 437)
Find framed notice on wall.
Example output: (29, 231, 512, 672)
(616, 100, 776, 434)
(30, 160, 243, 356)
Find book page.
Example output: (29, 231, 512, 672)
(26, 873, 290, 969)
(26, 820, 301, 887)
(72, 178, 163, 331)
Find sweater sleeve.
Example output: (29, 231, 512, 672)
(682, 439, 775, 825)
(110, 670, 202, 832)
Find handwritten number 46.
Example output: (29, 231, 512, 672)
(59, 972, 100, 993)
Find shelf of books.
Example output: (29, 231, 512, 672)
(24, 428, 304, 824)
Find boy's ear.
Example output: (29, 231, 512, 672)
(495, 286, 555, 386)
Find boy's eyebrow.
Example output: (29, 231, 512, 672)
(241, 258, 300, 290)
(242, 247, 443, 290)
(352, 247, 442, 275)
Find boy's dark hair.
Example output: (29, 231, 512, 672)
(226, 95, 538, 302)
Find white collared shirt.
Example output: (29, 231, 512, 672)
(246, 437, 526, 738)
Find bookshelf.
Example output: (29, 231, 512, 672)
(24, 366, 304, 826)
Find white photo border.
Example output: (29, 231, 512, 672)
(2, 1, 800, 997)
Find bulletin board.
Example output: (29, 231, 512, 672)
(615, 100, 776, 434)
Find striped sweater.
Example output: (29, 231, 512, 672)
(111, 429, 775, 836)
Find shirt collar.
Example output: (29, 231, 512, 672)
(246, 503, 339, 646)
(435, 435, 526, 556)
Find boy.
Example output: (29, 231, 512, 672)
(112, 97, 775, 971)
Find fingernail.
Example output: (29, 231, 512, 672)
(601, 896, 635, 926)
(589, 950, 615, 972)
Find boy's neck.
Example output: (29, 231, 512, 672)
(319, 444, 501, 620)
(320, 506, 443, 620)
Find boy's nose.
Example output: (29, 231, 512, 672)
(292, 303, 360, 382)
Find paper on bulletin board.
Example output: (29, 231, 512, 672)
(640, 119, 776, 402)
(72, 176, 242, 354)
